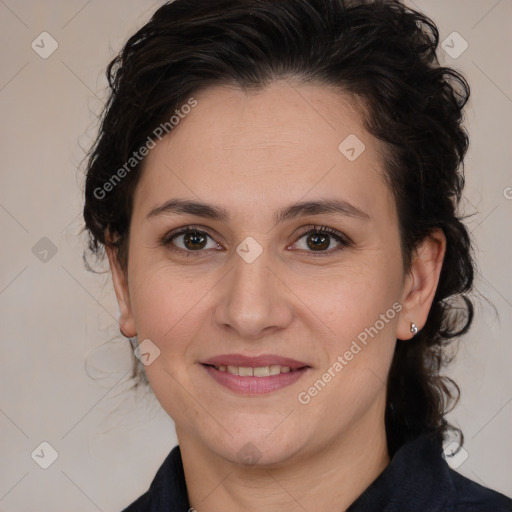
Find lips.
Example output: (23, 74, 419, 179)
(200, 354, 310, 395)
(201, 354, 309, 369)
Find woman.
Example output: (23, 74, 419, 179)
(83, 0, 512, 510)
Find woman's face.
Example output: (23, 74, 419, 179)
(109, 80, 433, 465)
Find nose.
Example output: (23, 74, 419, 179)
(213, 246, 293, 340)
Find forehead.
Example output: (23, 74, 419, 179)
(134, 80, 395, 226)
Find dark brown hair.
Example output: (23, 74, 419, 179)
(83, 0, 474, 456)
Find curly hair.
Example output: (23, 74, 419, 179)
(83, 0, 474, 457)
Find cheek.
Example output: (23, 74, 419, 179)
(298, 276, 399, 430)
(127, 262, 205, 355)
(294, 260, 401, 419)
(304, 259, 403, 349)
(127, 266, 208, 422)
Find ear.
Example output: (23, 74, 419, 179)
(397, 228, 446, 340)
(105, 242, 137, 339)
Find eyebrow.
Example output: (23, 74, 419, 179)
(146, 198, 371, 224)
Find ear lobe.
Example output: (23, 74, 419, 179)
(397, 228, 446, 340)
(105, 244, 137, 339)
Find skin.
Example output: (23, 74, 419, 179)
(107, 80, 446, 511)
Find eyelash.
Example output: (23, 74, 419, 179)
(159, 224, 352, 258)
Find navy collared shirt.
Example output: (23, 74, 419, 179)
(121, 431, 512, 511)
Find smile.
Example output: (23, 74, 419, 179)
(213, 364, 293, 376)
(201, 359, 311, 395)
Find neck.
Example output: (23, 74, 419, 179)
(178, 399, 390, 512)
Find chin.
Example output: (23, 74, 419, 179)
(221, 441, 301, 468)
(202, 419, 311, 468)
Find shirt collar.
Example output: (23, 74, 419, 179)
(347, 430, 453, 511)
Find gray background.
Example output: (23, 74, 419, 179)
(0, 1, 511, 510)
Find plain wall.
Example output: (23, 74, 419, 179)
(0, 1, 511, 510)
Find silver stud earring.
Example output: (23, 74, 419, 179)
(410, 322, 418, 336)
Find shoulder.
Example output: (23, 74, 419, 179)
(446, 468, 512, 511)
(404, 430, 512, 511)
(120, 492, 151, 512)
(119, 445, 190, 512)
(348, 430, 512, 512)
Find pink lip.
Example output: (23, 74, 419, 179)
(201, 353, 309, 369)
(202, 365, 309, 394)
(200, 354, 310, 395)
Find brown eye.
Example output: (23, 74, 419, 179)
(160, 224, 350, 258)
(163, 227, 220, 255)
(180, 230, 208, 250)
(293, 226, 350, 255)
(305, 232, 331, 251)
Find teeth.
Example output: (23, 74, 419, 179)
(215, 365, 293, 376)
(254, 366, 269, 377)
(269, 365, 281, 375)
